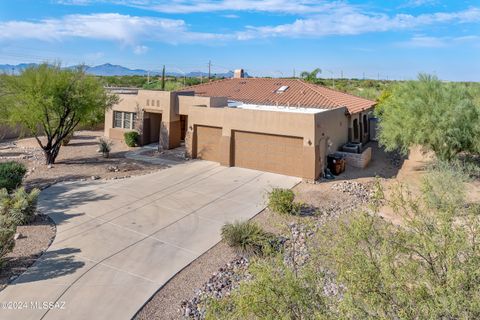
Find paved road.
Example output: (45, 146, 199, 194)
(0, 160, 299, 320)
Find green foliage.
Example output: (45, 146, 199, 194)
(123, 131, 139, 147)
(142, 80, 183, 91)
(0, 188, 40, 226)
(376, 74, 480, 161)
(320, 170, 480, 319)
(0, 221, 15, 266)
(0, 64, 119, 164)
(206, 256, 330, 320)
(0, 187, 40, 263)
(267, 188, 301, 215)
(99, 75, 202, 89)
(98, 138, 113, 155)
(300, 68, 322, 82)
(221, 221, 276, 256)
(0, 162, 27, 193)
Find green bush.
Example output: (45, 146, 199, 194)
(0, 162, 27, 192)
(124, 131, 139, 147)
(0, 187, 40, 226)
(268, 188, 301, 215)
(319, 169, 480, 319)
(206, 256, 329, 320)
(0, 220, 15, 266)
(0, 187, 40, 264)
(98, 137, 113, 157)
(221, 221, 276, 256)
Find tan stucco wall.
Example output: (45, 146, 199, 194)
(106, 89, 351, 179)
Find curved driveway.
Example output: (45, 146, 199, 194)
(0, 160, 299, 320)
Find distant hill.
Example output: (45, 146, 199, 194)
(0, 63, 249, 78)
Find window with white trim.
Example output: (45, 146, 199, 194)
(113, 111, 137, 129)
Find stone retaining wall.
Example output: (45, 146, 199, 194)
(336, 147, 372, 168)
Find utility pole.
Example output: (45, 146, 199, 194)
(341, 70, 343, 79)
(362, 72, 365, 80)
(293, 68, 296, 78)
(377, 72, 380, 81)
(208, 60, 211, 80)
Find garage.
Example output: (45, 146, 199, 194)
(194, 125, 222, 162)
(233, 131, 304, 177)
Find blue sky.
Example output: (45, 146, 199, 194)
(0, 0, 479, 80)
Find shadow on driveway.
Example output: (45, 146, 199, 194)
(13, 248, 86, 285)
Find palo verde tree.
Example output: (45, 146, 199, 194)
(376, 74, 480, 161)
(0, 64, 118, 164)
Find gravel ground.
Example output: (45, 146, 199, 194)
(0, 131, 166, 190)
(0, 214, 56, 291)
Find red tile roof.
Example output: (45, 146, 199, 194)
(179, 78, 375, 114)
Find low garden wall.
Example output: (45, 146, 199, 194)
(336, 147, 372, 168)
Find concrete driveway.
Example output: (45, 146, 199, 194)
(0, 160, 299, 320)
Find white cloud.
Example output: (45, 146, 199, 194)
(0, 13, 229, 47)
(222, 14, 240, 19)
(133, 45, 148, 54)
(237, 7, 480, 39)
(55, 0, 351, 15)
(397, 34, 480, 47)
(2, 7, 479, 46)
(401, 0, 437, 8)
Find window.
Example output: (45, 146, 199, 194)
(113, 111, 137, 130)
(275, 85, 289, 93)
(113, 111, 122, 128)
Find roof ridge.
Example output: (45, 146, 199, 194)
(310, 81, 376, 104)
(296, 79, 343, 108)
(181, 77, 232, 91)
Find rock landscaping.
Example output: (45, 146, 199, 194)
(330, 180, 374, 203)
(0, 131, 164, 189)
(180, 256, 250, 319)
(180, 181, 375, 319)
(0, 214, 56, 291)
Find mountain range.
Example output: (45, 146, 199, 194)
(0, 63, 247, 78)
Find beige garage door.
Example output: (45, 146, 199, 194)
(233, 131, 304, 177)
(195, 126, 222, 162)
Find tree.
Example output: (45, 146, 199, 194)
(0, 64, 118, 164)
(300, 68, 322, 83)
(376, 74, 480, 161)
(320, 166, 480, 319)
(161, 65, 166, 91)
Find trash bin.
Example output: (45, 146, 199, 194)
(327, 153, 346, 175)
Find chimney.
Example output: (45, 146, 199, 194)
(233, 69, 245, 79)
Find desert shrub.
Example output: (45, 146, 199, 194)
(124, 131, 139, 147)
(0, 220, 15, 265)
(0, 162, 27, 192)
(98, 138, 113, 157)
(0, 187, 39, 264)
(206, 256, 330, 320)
(268, 188, 301, 215)
(376, 74, 480, 161)
(0, 187, 40, 226)
(319, 169, 480, 319)
(221, 221, 276, 256)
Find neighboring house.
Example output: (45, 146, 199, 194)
(104, 74, 375, 180)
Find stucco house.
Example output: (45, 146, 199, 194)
(104, 75, 375, 180)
